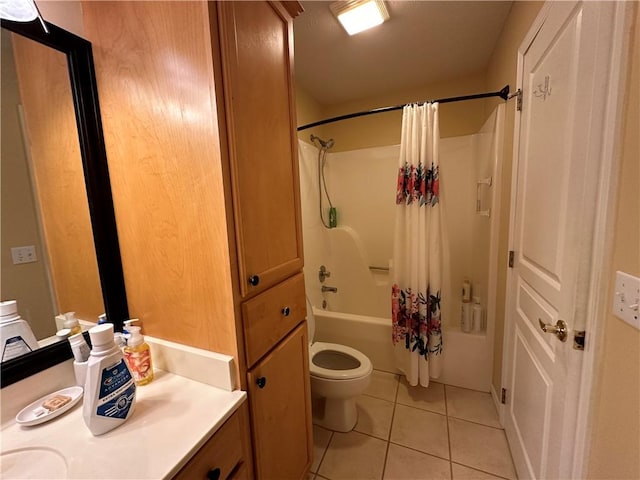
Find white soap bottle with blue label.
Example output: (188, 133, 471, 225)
(83, 323, 136, 436)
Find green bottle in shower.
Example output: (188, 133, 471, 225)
(329, 207, 337, 228)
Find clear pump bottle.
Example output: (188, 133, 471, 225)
(124, 326, 154, 386)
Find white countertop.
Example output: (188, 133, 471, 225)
(1, 370, 246, 479)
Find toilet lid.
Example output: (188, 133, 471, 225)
(309, 342, 372, 380)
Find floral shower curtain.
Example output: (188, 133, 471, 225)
(391, 102, 443, 388)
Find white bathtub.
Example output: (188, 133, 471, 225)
(312, 307, 492, 392)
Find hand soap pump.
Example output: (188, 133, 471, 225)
(63, 312, 82, 336)
(124, 326, 154, 386)
(83, 323, 136, 436)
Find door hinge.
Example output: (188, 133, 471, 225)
(573, 330, 586, 350)
(501, 388, 507, 404)
(509, 88, 523, 111)
(508, 251, 515, 268)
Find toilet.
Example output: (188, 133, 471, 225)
(307, 298, 373, 432)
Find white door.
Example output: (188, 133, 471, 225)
(503, 2, 623, 479)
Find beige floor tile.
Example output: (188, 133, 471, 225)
(318, 431, 387, 480)
(364, 370, 400, 402)
(396, 379, 446, 415)
(383, 443, 451, 479)
(355, 395, 395, 440)
(312, 425, 333, 473)
(451, 463, 506, 479)
(449, 418, 516, 479)
(445, 386, 500, 428)
(390, 404, 449, 459)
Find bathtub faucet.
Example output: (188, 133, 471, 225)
(321, 285, 338, 293)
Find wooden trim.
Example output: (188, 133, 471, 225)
(207, 1, 247, 390)
(280, 1, 304, 19)
(572, 3, 636, 477)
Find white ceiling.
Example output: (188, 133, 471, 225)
(294, 1, 513, 106)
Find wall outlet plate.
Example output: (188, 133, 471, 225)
(10, 245, 37, 265)
(613, 271, 640, 330)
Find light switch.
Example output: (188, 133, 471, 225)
(10, 245, 37, 265)
(613, 271, 640, 330)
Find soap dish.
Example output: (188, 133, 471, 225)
(16, 386, 83, 426)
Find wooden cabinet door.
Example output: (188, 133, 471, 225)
(216, 1, 304, 299)
(247, 323, 312, 479)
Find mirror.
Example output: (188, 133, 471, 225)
(0, 18, 128, 386)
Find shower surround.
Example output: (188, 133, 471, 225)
(299, 105, 504, 392)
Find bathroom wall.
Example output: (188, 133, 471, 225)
(0, 30, 56, 339)
(296, 85, 327, 142)
(587, 4, 640, 478)
(298, 141, 395, 318)
(37, 1, 84, 37)
(299, 72, 488, 152)
(81, 2, 239, 360)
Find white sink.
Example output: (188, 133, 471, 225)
(1, 447, 68, 479)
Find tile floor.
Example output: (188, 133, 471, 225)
(309, 370, 517, 480)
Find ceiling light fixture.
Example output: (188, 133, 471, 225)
(330, 0, 389, 36)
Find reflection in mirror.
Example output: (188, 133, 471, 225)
(0, 17, 128, 386)
(1, 29, 104, 359)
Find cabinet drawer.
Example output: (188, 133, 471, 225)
(243, 273, 306, 367)
(173, 404, 248, 480)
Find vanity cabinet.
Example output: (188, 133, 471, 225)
(247, 324, 312, 480)
(173, 402, 252, 480)
(83, 1, 311, 478)
(215, 1, 304, 299)
(213, 2, 313, 479)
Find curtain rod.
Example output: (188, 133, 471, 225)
(297, 85, 510, 131)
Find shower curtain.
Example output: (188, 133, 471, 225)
(391, 102, 443, 388)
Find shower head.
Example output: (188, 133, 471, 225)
(310, 134, 335, 150)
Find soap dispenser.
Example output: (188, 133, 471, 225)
(63, 312, 82, 336)
(124, 326, 154, 386)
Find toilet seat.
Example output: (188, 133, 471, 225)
(310, 342, 372, 380)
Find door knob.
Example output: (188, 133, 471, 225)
(538, 318, 568, 342)
(256, 376, 267, 388)
(248, 275, 260, 286)
(282, 306, 291, 317)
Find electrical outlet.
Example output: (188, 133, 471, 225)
(613, 271, 640, 330)
(10, 245, 37, 265)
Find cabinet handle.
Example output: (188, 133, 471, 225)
(248, 275, 260, 286)
(206, 468, 221, 480)
(256, 376, 267, 389)
(282, 306, 291, 317)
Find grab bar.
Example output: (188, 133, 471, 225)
(369, 266, 390, 272)
(476, 176, 492, 217)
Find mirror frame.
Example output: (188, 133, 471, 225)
(1, 18, 128, 387)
